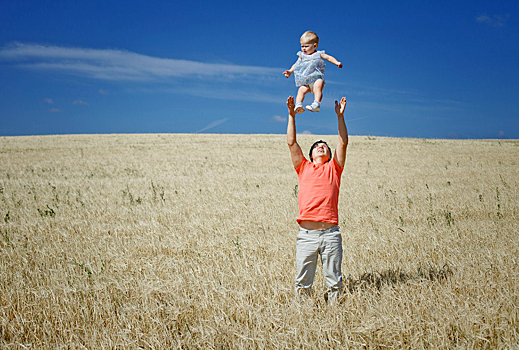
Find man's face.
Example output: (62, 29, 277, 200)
(312, 142, 330, 161)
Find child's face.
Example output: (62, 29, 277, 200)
(300, 41, 317, 55)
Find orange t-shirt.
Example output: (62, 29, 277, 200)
(295, 157, 343, 224)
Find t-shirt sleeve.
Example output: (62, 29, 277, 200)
(295, 157, 308, 174)
(332, 158, 344, 174)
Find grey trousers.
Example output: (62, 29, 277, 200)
(295, 226, 343, 302)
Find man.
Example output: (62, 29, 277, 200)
(286, 95, 348, 302)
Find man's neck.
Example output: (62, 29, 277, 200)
(313, 156, 330, 164)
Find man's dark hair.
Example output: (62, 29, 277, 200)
(309, 140, 332, 162)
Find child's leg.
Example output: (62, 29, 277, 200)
(312, 79, 325, 102)
(296, 86, 311, 104)
(295, 86, 311, 113)
(306, 79, 324, 112)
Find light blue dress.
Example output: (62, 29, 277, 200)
(294, 50, 326, 87)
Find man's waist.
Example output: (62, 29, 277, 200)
(298, 220, 337, 230)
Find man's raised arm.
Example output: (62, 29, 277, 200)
(287, 96, 304, 169)
(333, 97, 348, 168)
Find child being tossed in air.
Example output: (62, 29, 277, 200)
(283, 31, 342, 113)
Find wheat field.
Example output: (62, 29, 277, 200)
(1, 133, 518, 349)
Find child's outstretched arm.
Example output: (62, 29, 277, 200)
(283, 60, 298, 78)
(321, 53, 343, 68)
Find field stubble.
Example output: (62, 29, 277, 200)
(0, 134, 518, 349)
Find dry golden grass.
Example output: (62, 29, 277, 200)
(1, 133, 518, 349)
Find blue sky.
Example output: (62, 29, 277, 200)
(1, 0, 518, 138)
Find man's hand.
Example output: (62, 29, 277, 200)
(334, 96, 348, 167)
(287, 95, 304, 168)
(283, 70, 293, 78)
(335, 97, 347, 117)
(337, 62, 343, 68)
(287, 96, 296, 117)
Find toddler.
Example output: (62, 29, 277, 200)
(283, 31, 342, 113)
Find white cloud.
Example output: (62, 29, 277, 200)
(347, 116, 369, 122)
(48, 108, 61, 113)
(300, 130, 313, 135)
(196, 118, 229, 133)
(0, 43, 280, 82)
(44, 98, 53, 104)
(476, 14, 510, 27)
(72, 99, 88, 106)
(272, 115, 287, 123)
(476, 15, 492, 24)
(0, 43, 287, 105)
(446, 132, 461, 139)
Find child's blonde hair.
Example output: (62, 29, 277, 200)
(300, 31, 319, 45)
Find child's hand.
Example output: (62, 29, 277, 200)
(337, 62, 343, 68)
(283, 70, 293, 78)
